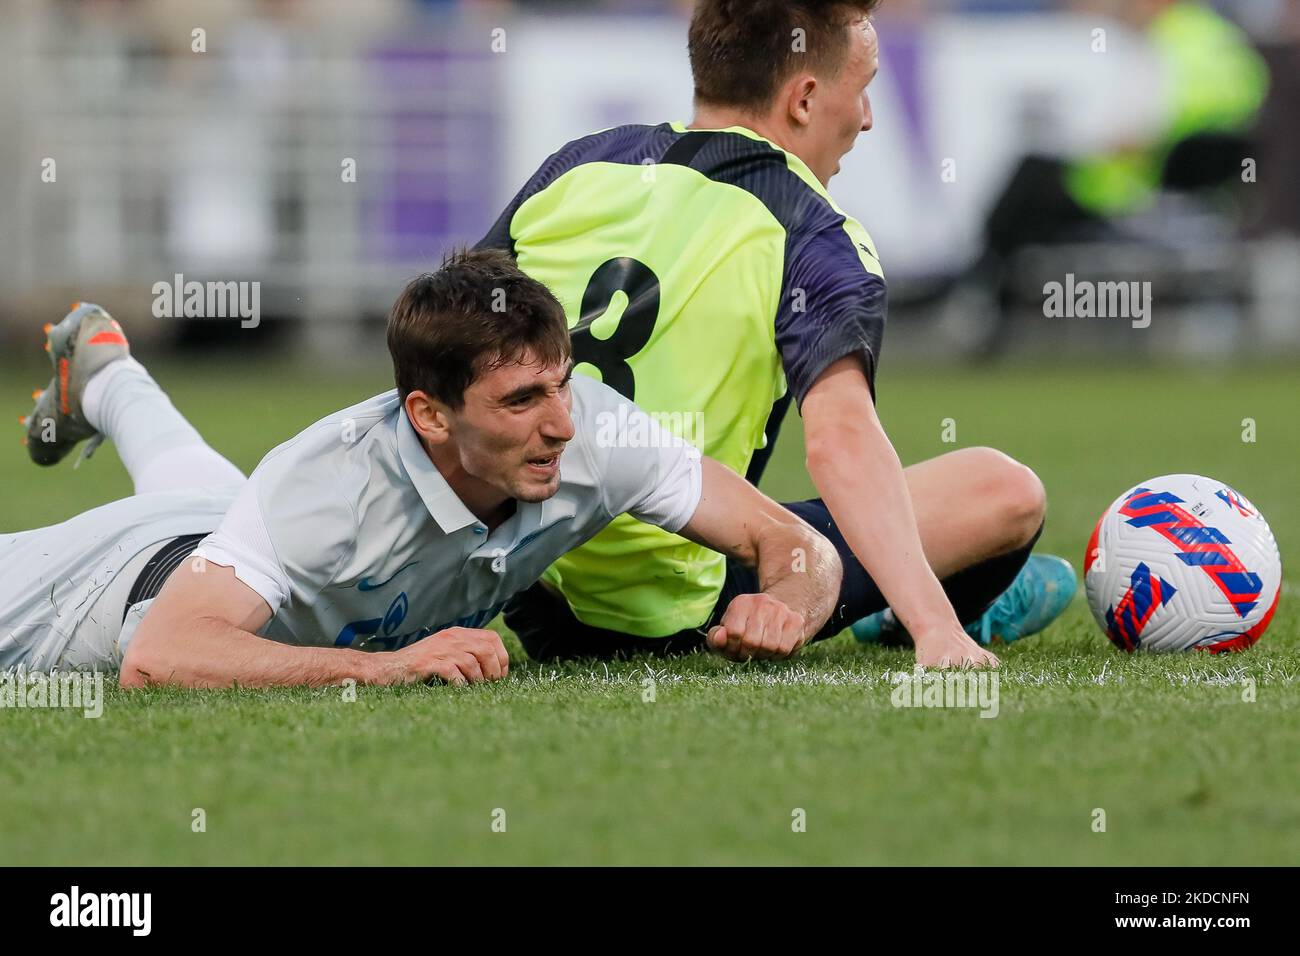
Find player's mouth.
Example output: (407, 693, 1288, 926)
(525, 453, 560, 477)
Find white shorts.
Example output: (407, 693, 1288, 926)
(0, 486, 239, 672)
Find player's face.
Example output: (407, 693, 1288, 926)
(452, 357, 576, 503)
(807, 18, 878, 184)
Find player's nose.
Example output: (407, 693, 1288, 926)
(539, 395, 575, 443)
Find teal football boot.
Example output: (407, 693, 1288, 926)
(963, 554, 1077, 645)
(850, 607, 908, 646)
(851, 554, 1078, 646)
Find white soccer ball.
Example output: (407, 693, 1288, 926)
(1084, 474, 1282, 653)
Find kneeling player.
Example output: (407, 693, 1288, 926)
(3, 250, 840, 687)
(479, 0, 1077, 668)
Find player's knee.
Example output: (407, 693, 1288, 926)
(967, 447, 1045, 550)
(1001, 455, 1046, 549)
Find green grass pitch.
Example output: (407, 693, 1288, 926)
(0, 354, 1295, 865)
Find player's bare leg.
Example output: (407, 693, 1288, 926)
(852, 446, 1076, 646)
(903, 446, 1045, 577)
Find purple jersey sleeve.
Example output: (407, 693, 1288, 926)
(776, 225, 887, 407)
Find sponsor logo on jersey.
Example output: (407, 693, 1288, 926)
(356, 561, 420, 592)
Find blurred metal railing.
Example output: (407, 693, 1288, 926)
(1, 4, 501, 343)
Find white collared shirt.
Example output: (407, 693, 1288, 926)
(190, 376, 701, 651)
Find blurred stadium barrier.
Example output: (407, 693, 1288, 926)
(1, 1, 501, 347)
(1, 0, 1296, 359)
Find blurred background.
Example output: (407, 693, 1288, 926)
(2, 0, 1298, 365)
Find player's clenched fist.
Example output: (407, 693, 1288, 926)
(393, 627, 510, 685)
(706, 592, 807, 662)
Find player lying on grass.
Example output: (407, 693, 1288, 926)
(477, 0, 1076, 670)
(5, 251, 840, 687)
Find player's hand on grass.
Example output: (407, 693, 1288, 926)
(394, 627, 510, 685)
(912, 626, 999, 670)
(706, 593, 807, 662)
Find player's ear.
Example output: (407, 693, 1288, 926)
(786, 73, 817, 128)
(404, 391, 452, 445)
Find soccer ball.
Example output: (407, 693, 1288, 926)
(1084, 475, 1282, 653)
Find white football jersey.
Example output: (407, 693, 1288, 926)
(188, 376, 701, 652)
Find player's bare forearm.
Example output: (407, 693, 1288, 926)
(120, 571, 401, 689)
(120, 562, 507, 688)
(121, 617, 404, 689)
(751, 512, 840, 643)
(678, 456, 841, 659)
(803, 358, 997, 667)
(805, 392, 952, 634)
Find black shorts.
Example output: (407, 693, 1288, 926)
(503, 498, 894, 662)
(504, 492, 1042, 663)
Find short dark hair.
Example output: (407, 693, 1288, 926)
(688, 0, 881, 113)
(387, 248, 571, 408)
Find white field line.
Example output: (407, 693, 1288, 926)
(512, 661, 1299, 690)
